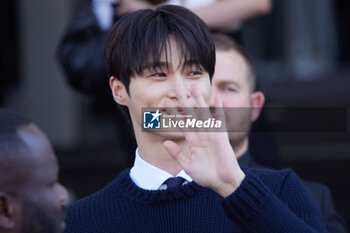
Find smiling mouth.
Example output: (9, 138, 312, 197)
(160, 106, 186, 115)
(176, 106, 186, 115)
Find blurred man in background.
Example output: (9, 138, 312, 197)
(211, 33, 347, 233)
(0, 109, 68, 233)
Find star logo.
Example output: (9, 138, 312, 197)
(143, 109, 162, 129)
(150, 109, 162, 122)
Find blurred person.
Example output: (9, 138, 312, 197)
(211, 33, 347, 233)
(64, 6, 327, 232)
(57, 0, 137, 164)
(0, 109, 68, 233)
(118, 0, 272, 30)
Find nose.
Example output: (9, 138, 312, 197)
(174, 73, 187, 92)
(57, 183, 69, 205)
(167, 74, 187, 100)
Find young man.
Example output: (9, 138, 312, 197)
(0, 109, 68, 233)
(211, 33, 347, 233)
(64, 5, 327, 232)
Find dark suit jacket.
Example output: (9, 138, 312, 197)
(238, 152, 347, 233)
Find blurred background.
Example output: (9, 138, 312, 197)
(1, 0, 349, 228)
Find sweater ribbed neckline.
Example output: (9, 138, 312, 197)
(112, 169, 207, 205)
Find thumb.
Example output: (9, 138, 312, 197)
(163, 140, 189, 165)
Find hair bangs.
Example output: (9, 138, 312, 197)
(133, 17, 172, 76)
(105, 5, 216, 95)
(132, 15, 212, 77)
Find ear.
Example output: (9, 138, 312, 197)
(250, 91, 265, 122)
(109, 76, 129, 106)
(0, 192, 18, 230)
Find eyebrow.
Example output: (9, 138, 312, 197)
(141, 60, 203, 72)
(142, 62, 169, 71)
(218, 80, 240, 87)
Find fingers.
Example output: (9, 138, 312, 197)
(173, 83, 213, 133)
(163, 140, 190, 165)
(213, 93, 227, 131)
(164, 99, 187, 135)
(191, 84, 212, 122)
(175, 85, 192, 108)
(213, 92, 223, 108)
(191, 84, 207, 108)
(214, 94, 224, 118)
(174, 85, 198, 133)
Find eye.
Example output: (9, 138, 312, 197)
(150, 73, 167, 78)
(187, 71, 203, 79)
(220, 85, 238, 93)
(188, 71, 202, 76)
(225, 87, 237, 92)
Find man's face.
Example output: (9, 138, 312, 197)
(113, 38, 211, 137)
(17, 124, 67, 233)
(211, 50, 257, 148)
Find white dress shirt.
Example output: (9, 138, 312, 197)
(92, 0, 117, 31)
(165, 0, 215, 9)
(92, 0, 215, 31)
(130, 148, 193, 190)
(92, 0, 240, 32)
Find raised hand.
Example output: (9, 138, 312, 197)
(163, 84, 245, 198)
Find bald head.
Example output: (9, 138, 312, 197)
(0, 109, 33, 194)
(0, 109, 67, 233)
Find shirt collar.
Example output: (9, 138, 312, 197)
(130, 148, 193, 190)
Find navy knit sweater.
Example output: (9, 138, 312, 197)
(64, 168, 327, 233)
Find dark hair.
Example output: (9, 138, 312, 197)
(0, 109, 32, 193)
(104, 5, 216, 94)
(212, 33, 256, 92)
